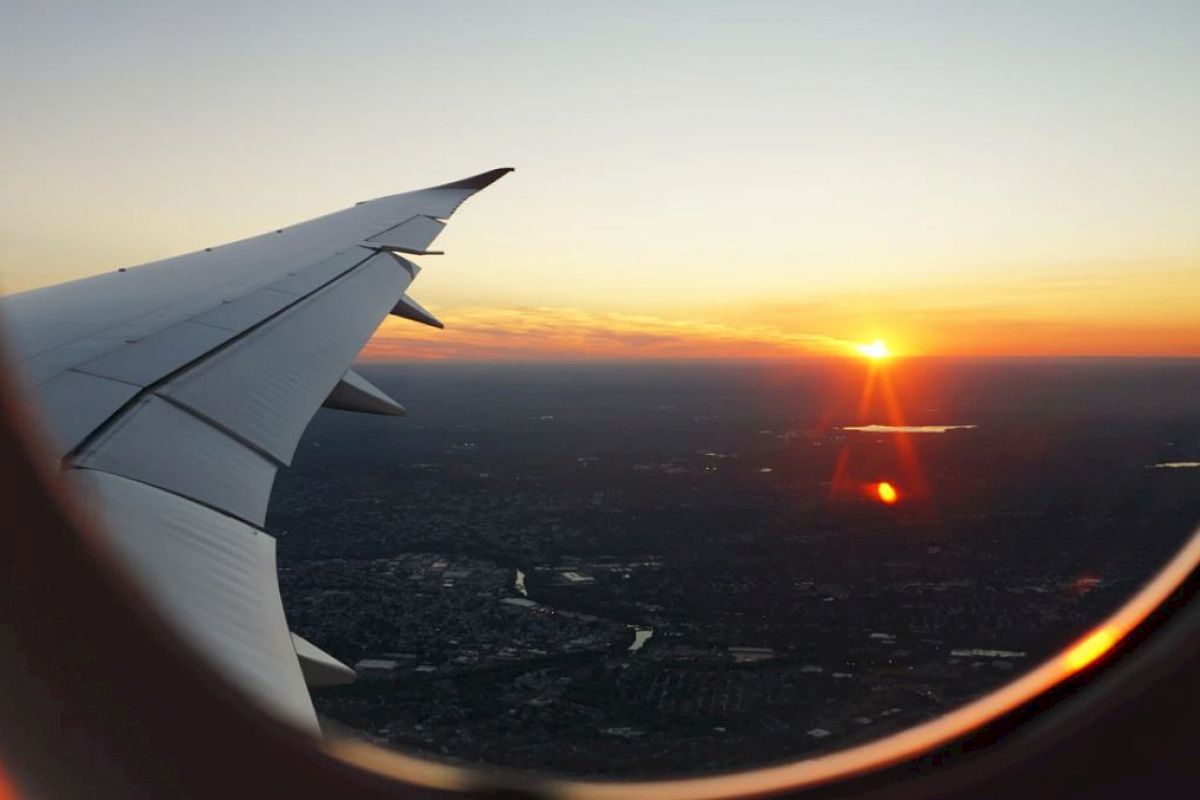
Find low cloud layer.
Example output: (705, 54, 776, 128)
(362, 306, 853, 361)
(362, 298, 1200, 361)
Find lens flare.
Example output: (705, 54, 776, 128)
(875, 481, 899, 505)
(856, 339, 891, 360)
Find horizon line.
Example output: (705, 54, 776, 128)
(356, 354, 1200, 366)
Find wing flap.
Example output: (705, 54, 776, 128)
(68, 470, 317, 732)
(159, 253, 409, 464)
(30, 369, 140, 456)
(75, 396, 278, 526)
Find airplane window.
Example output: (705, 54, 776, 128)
(2, 4, 1198, 798)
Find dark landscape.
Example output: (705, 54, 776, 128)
(271, 359, 1200, 777)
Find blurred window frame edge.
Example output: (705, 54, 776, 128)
(2, 346, 1200, 799)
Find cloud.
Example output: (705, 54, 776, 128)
(361, 305, 855, 361)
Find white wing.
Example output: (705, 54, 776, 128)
(0, 169, 512, 732)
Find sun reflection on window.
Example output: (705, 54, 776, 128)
(1062, 627, 1120, 674)
(873, 481, 899, 505)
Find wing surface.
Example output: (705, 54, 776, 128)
(0, 169, 512, 731)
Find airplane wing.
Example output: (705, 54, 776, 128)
(0, 169, 512, 733)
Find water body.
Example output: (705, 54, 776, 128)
(629, 627, 654, 652)
(950, 648, 1026, 659)
(843, 424, 977, 434)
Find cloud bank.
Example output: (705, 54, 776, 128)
(362, 306, 853, 361)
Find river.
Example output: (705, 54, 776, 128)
(629, 627, 654, 652)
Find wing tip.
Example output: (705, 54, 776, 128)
(431, 167, 515, 192)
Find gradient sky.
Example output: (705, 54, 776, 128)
(2, 1, 1197, 358)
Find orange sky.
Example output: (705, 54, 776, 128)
(3, 6, 1197, 361)
(361, 302, 1200, 362)
(362, 260, 1200, 361)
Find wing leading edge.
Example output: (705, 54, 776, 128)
(1, 169, 512, 731)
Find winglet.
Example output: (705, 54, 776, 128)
(429, 167, 514, 192)
(322, 370, 407, 417)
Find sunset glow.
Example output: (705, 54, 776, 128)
(856, 340, 891, 361)
(1, 5, 1196, 363)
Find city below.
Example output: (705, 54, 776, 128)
(271, 359, 1200, 777)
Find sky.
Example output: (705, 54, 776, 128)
(2, 1, 1197, 359)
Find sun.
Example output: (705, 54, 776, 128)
(855, 339, 891, 360)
